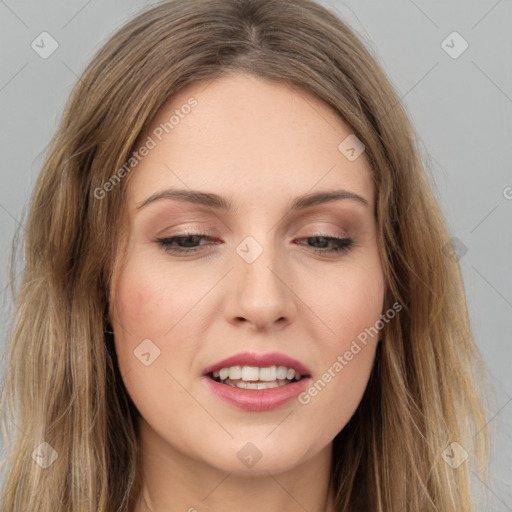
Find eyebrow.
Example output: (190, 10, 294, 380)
(136, 188, 369, 211)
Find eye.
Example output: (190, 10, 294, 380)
(156, 232, 354, 257)
(156, 233, 215, 255)
(294, 235, 354, 255)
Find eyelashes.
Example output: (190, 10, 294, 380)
(156, 233, 354, 257)
(296, 236, 354, 255)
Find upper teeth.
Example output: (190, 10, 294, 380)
(214, 366, 301, 382)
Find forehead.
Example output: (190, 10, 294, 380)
(128, 72, 374, 209)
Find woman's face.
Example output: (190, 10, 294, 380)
(111, 72, 385, 475)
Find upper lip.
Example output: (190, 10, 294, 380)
(202, 351, 312, 376)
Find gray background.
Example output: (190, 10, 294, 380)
(0, 0, 510, 509)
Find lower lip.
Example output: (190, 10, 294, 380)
(202, 376, 311, 411)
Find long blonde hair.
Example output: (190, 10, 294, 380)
(0, 0, 491, 510)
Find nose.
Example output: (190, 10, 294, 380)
(225, 238, 297, 332)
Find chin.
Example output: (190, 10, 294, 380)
(197, 433, 321, 475)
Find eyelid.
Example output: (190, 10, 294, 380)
(294, 221, 350, 238)
(155, 213, 354, 238)
(161, 226, 348, 242)
(157, 224, 217, 237)
(156, 231, 355, 258)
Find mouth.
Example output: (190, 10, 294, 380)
(202, 351, 312, 411)
(207, 365, 308, 389)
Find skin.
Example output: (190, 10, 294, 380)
(110, 71, 385, 512)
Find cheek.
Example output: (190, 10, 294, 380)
(112, 252, 190, 336)
(308, 258, 385, 345)
(295, 259, 384, 431)
(110, 254, 200, 416)
(110, 253, 176, 378)
(297, 319, 380, 446)
(111, 249, 215, 377)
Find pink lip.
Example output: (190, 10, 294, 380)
(202, 375, 311, 412)
(202, 351, 312, 376)
(201, 351, 312, 412)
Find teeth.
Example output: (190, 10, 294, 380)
(211, 365, 305, 383)
(259, 366, 277, 381)
(231, 380, 288, 389)
(229, 366, 242, 379)
(276, 366, 288, 379)
(241, 366, 260, 381)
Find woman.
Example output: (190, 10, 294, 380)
(0, 0, 491, 510)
